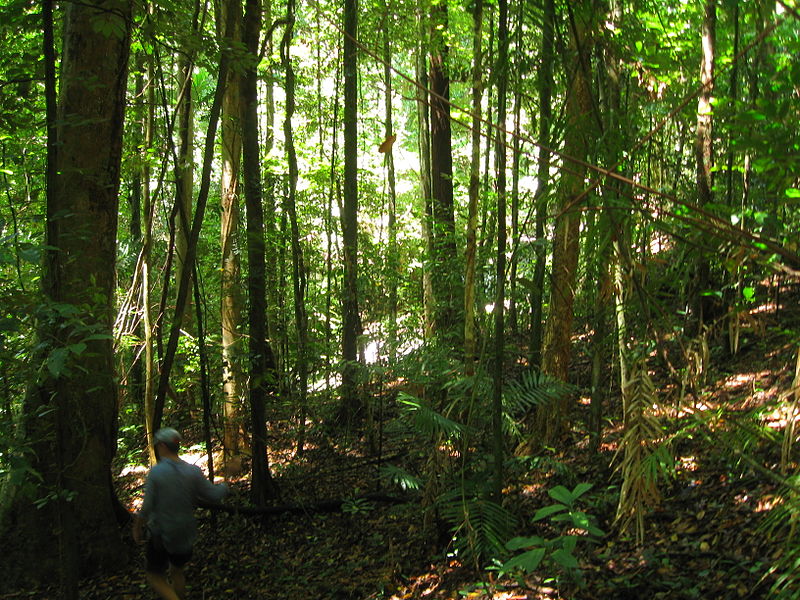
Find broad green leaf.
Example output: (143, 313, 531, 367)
(506, 536, 545, 550)
(561, 535, 578, 553)
(571, 482, 593, 499)
(785, 188, 800, 198)
(502, 548, 546, 573)
(533, 503, 566, 522)
(47, 347, 69, 378)
(551, 548, 579, 570)
(547, 485, 573, 505)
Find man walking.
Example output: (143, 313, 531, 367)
(133, 428, 228, 600)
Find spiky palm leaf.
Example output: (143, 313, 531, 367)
(397, 392, 464, 441)
(439, 488, 517, 566)
(615, 358, 669, 544)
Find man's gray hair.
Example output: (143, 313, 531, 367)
(153, 427, 182, 451)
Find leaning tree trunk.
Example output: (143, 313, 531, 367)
(0, 0, 132, 593)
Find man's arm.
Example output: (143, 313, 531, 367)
(191, 466, 229, 506)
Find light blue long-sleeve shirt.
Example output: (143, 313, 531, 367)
(140, 458, 228, 554)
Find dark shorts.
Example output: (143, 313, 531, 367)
(145, 534, 192, 574)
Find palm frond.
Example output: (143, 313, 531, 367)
(439, 489, 517, 565)
(398, 392, 464, 440)
(503, 369, 576, 418)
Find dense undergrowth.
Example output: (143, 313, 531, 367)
(17, 286, 800, 599)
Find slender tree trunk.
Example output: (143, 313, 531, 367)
(428, 1, 462, 346)
(241, 0, 279, 505)
(691, 0, 716, 338)
(415, 17, 434, 338)
(0, 0, 132, 591)
(492, 0, 509, 502)
(381, 2, 399, 365)
(153, 2, 233, 432)
(464, 0, 483, 376)
(220, 0, 245, 474)
(281, 1, 309, 454)
(340, 0, 363, 426)
(529, 0, 555, 369)
(535, 1, 596, 442)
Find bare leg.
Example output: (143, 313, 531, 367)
(170, 566, 186, 600)
(146, 571, 181, 600)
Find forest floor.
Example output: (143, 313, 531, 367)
(24, 286, 800, 599)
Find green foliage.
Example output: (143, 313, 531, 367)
(440, 487, 517, 566)
(496, 483, 604, 584)
(397, 391, 464, 440)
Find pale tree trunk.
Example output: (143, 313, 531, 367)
(142, 47, 157, 465)
(175, 55, 195, 294)
(536, 1, 596, 443)
(464, 0, 483, 376)
(0, 0, 132, 592)
(220, 0, 245, 474)
(691, 0, 716, 338)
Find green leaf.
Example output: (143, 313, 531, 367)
(785, 188, 800, 198)
(551, 548, 579, 570)
(548, 485, 573, 505)
(47, 347, 69, 378)
(502, 548, 546, 573)
(743, 286, 756, 302)
(571, 482, 593, 499)
(561, 535, 578, 553)
(533, 503, 566, 521)
(506, 536, 545, 550)
(68, 342, 87, 355)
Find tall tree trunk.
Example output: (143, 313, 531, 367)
(153, 0, 233, 431)
(428, 0, 462, 346)
(220, 0, 245, 474)
(0, 0, 132, 591)
(692, 0, 716, 335)
(529, 0, 555, 369)
(536, 1, 596, 443)
(381, 1, 399, 365)
(491, 0, 509, 502)
(339, 0, 363, 426)
(464, 0, 483, 376)
(415, 16, 435, 338)
(281, 1, 309, 454)
(141, 46, 157, 465)
(241, 0, 279, 505)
